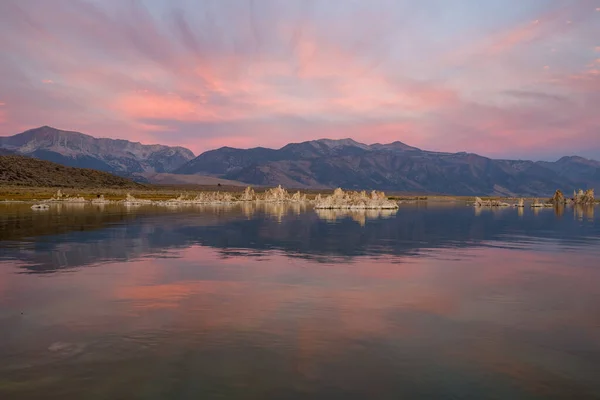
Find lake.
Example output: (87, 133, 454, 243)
(1, 202, 599, 399)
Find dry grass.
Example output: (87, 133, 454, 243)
(0, 185, 328, 202)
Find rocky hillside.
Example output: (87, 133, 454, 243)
(0, 154, 143, 188)
(175, 139, 600, 196)
(0, 126, 195, 177)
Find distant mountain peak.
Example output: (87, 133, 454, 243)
(0, 126, 195, 176)
(26, 125, 84, 135)
(557, 155, 588, 162)
(369, 141, 420, 152)
(312, 138, 370, 149)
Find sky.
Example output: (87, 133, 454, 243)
(0, 0, 599, 160)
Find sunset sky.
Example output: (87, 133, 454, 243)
(0, 0, 598, 159)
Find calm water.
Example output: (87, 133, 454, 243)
(1, 202, 599, 399)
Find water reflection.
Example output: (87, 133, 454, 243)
(55, 203, 86, 212)
(554, 204, 565, 218)
(574, 205, 595, 221)
(1, 203, 600, 398)
(2, 242, 600, 398)
(1, 203, 599, 274)
(315, 208, 397, 226)
(257, 202, 307, 222)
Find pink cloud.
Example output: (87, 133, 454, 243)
(549, 67, 600, 93)
(420, 89, 600, 158)
(0, 0, 598, 159)
(113, 92, 201, 121)
(444, 1, 594, 69)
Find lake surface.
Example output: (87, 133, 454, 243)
(1, 202, 599, 399)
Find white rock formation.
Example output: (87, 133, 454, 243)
(121, 193, 152, 206)
(530, 199, 552, 208)
(572, 189, 595, 205)
(512, 198, 525, 207)
(473, 196, 510, 207)
(46, 190, 86, 203)
(240, 187, 255, 202)
(91, 195, 111, 204)
(314, 188, 398, 209)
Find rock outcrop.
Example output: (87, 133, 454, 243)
(474, 197, 510, 207)
(314, 188, 398, 209)
(159, 192, 235, 206)
(261, 185, 289, 202)
(255, 185, 307, 203)
(572, 189, 595, 205)
(241, 187, 255, 201)
(550, 189, 567, 205)
(513, 198, 525, 207)
(121, 193, 152, 206)
(134, 186, 311, 207)
(91, 194, 111, 204)
(530, 198, 553, 208)
(155, 185, 308, 206)
(46, 190, 87, 203)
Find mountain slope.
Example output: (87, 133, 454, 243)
(537, 156, 600, 188)
(176, 139, 599, 196)
(0, 126, 195, 177)
(141, 172, 248, 187)
(175, 146, 280, 176)
(0, 155, 143, 188)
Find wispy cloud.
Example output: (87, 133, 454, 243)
(0, 0, 598, 159)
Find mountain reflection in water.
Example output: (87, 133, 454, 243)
(1, 203, 599, 399)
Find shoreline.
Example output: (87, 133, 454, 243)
(0, 185, 598, 205)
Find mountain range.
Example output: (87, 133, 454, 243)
(1, 126, 599, 196)
(0, 126, 195, 178)
(175, 138, 600, 196)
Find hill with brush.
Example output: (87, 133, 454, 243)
(0, 154, 143, 188)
